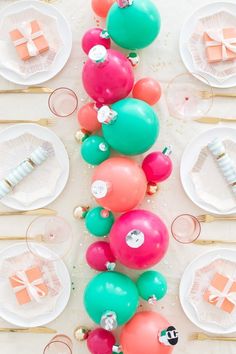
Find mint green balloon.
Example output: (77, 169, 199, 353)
(84, 272, 139, 326)
(81, 136, 110, 165)
(102, 98, 159, 155)
(107, 0, 161, 50)
(137, 271, 167, 301)
(85, 207, 114, 237)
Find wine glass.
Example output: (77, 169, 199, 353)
(166, 72, 213, 120)
(48, 88, 78, 117)
(26, 216, 73, 260)
(171, 214, 201, 244)
(43, 335, 72, 354)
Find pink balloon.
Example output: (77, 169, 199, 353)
(91, 157, 147, 213)
(109, 210, 169, 269)
(120, 311, 178, 354)
(86, 241, 116, 271)
(87, 328, 116, 354)
(82, 45, 134, 105)
(142, 150, 173, 183)
(82, 28, 111, 55)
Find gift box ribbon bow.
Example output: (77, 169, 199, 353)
(208, 277, 236, 308)
(11, 270, 46, 303)
(13, 21, 43, 57)
(205, 29, 236, 61)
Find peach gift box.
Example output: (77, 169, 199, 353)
(203, 28, 236, 64)
(9, 20, 49, 61)
(9, 267, 48, 305)
(204, 272, 236, 314)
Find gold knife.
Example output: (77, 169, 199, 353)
(195, 117, 236, 124)
(0, 209, 57, 216)
(0, 87, 53, 94)
(0, 327, 57, 334)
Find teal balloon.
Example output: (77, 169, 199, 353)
(102, 98, 159, 155)
(84, 272, 139, 326)
(81, 136, 110, 165)
(136, 270, 167, 301)
(85, 207, 114, 237)
(107, 0, 161, 50)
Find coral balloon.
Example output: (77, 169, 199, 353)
(84, 272, 139, 329)
(107, 0, 161, 50)
(81, 136, 110, 165)
(133, 78, 162, 105)
(87, 328, 116, 354)
(85, 207, 114, 237)
(92, 0, 115, 18)
(77, 103, 101, 133)
(109, 210, 169, 269)
(91, 157, 147, 213)
(120, 311, 178, 354)
(136, 271, 167, 303)
(82, 28, 111, 54)
(142, 148, 173, 183)
(101, 98, 159, 155)
(86, 241, 116, 272)
(82, 45, 134, 105)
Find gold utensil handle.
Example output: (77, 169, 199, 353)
(0, 236, 26, 241)
(0, 327, 57, 334)
(195, 117, 236, 123)
(208, 336, 236, 341)
(0, 87, 53, 94)
(215, 93, 236, 98)
(0, 209, 57, 216)
(213, 216, 236, 221)
(194, 239, 236, 245)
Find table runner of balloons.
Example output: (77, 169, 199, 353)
(74, 1, 179, 353)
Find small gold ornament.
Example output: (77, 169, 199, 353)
(73, 205, 90, 219)
(147, 182, 159, 196)
(74, 326, 91, 341)
(75, 129, 90, 144)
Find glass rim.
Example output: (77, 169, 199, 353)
(165, 72, 214, 119)
(48, 87, 78, 117)
(43, 339, 72, 354)
(171, 213, 201, 244)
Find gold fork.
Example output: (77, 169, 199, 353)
(0, 118, 55, 126)
(191, 332, 236, 341)
(0, 208, 57, 216)
(197, 214, 236, 223)
(200, 91, 236, 99)
(194, 239, 236, 245)
(0, 87, 53, 94)
(195, 117, 236, 124)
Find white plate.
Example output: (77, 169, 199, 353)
(0, 124, 69, 210)
(0, 243, 71, 327)
(180, 248, 236, 334)
(0, 0, 72, 85)
(180, 126, 236, 215)
(180, 2, 236, 88)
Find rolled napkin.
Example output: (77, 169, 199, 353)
(0, 142, 54, 199)
(208, 138, 236, 197)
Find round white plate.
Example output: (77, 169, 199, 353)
(180, 126, 236, 215)
(0, 0, 72, 85)
(0, 243, 71, 327)
(180, 248, 236, 334)
(0, 124, 69, 210)
(180, 2, 236, 88)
